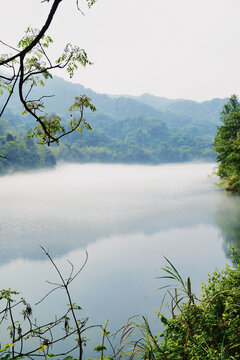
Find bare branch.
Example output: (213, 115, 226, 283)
(0, 0, 63, 66)
(67, 259, 75, 281)
(39, 42, 53, 67)
(76, 0, 85, 15)
(35, 285, 63, 305)
(68, 248, 88, 284)
(39, 246, 89, 360)
(0, 154, 9, 159)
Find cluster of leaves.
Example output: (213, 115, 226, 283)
(87, 0, 97, 7)
(117, 249, 240, 359)
(28, 94, 95, 145)
(213, 95, 240, 192)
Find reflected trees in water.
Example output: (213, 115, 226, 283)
(215, 193, 240, 256)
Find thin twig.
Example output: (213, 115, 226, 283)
(0, 40, 20, 53)
(0, 67, 20, 118)
(76, 0, 85, 15)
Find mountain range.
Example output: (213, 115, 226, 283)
(0, 76, 227, 173)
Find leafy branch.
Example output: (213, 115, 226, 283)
(0, 0, 97, 147)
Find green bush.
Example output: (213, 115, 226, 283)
(118, 249, 240, 359)
(213, 95, 240, 193)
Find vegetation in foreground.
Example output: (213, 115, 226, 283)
(117, 248, 240, 359)
(1, 248, 240, 360)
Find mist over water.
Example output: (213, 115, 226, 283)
(0, 162, 236, 354)
(0, 162, 220, 260)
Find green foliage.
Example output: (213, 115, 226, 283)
(29, 94, 95, 145)
(87, 0, 97, 8)
(18, 27, 53, 50)
(0, 117, 57, 174)
(0, 78, 13, 96)
(17, 27, 54, 89)
(29, 114, 65, 145)
(1, 25, 95, 146)
(213, 95, 240, 192)
(117, 249, 240, 359)
(56, 44, 92, 79)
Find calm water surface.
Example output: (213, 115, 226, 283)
(0, 162, 239, 353)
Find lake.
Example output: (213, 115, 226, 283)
(0, 162, 239, 356)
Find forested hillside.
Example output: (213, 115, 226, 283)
(0, 76, 227, 174)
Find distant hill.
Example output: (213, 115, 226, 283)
(0, 76, 227, 174)
(136, 93, 226, 126)
(3, 76, 226, 124)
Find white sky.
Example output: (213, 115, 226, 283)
(1, 0, 240, 101)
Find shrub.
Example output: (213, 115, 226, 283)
(117, 248, 240, 359)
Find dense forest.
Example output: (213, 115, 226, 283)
(0, 76, 227, 174)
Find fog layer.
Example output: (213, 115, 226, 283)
(0, 162, 220, 261)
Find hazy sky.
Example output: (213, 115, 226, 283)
(1, 0, 240, 100)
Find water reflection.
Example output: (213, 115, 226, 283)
(215, 193, 240, 256)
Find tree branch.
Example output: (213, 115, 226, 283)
(0, 0, 63, 66)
